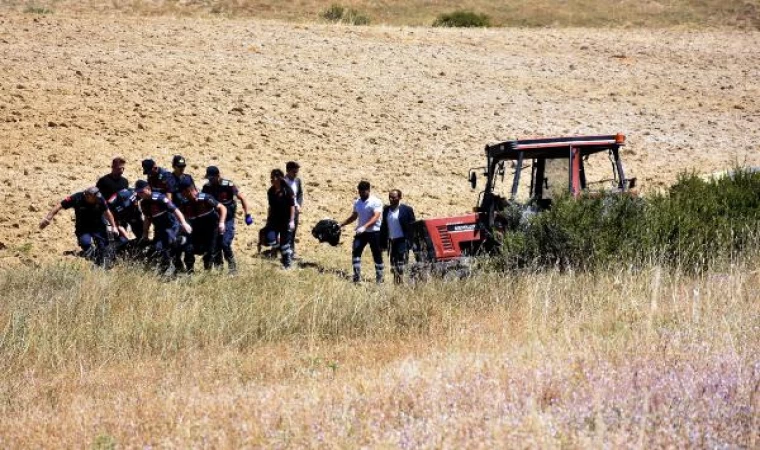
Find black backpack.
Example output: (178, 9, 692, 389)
(311, 219, 342, 246)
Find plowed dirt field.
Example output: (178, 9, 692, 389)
(1, 13, 758, 266)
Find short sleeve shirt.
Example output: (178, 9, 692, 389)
(61, 192, 109, 231)
(140, 192, 178, 229)
(178, 193, 219, 223)
(267, 185, 295, 229)
(148, 168, 175, 194)
(202, 179, 239, 213)
(169, 173, 195, 195)
(353, 195, 383, 232)
(107, 188, 140, 221)
(96, 174, 129, 201)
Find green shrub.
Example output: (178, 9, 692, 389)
(320, 4, 370, 25)
(433, 10, 491, 28)
(496, 168, 760, 272)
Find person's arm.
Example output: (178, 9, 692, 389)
(103, 208, 125, 239)
(143, 216, 152, 238)
(296, 178, 304, 211)
(358, 210, 381, 233)
(341, 211, 358, 228)
(288, 204, 296, 230)
(173, 208, 192, 234)
(216, 204, 227, 234)
(39, 203, 63, 229)
(236, 190, 253, 225)
(379, 206, 389, 250)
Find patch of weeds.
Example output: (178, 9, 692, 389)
(14, 242, 33, 255)
(320, 4, 370, 25)
(433, 10, 491, 28)
(24, 5, 53, 15)
(91, 433, 117, 450)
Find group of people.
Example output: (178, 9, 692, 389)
(39, 155, 418, 283)
(39, 155, 299, 274)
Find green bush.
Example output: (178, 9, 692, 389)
(433, 10, 491, 28)
(496, 168, 760, 272)
(320, 4, 370, 25)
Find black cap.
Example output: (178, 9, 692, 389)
(141, 159, 155, 175)
(205, 166, 220, 178)
(178, 178, 195, 191)
(135, 179, 150, 193)
(172, 155, 186, 168)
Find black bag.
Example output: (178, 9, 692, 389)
(311, 219, 342, 246)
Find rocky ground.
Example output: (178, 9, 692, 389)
(1, 12, 758, 267)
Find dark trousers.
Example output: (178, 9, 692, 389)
(75, 227, 109, 265)
(154, 222, 180, 271)
(352, 231, 384, 283)
(389, 237, 410, 284)
(288, 211, 300, 255)
(76, 229, 108, 252)
(179, 219, 217, 272)
(215, 217, 236, 272)
(276, 227, 293, 268)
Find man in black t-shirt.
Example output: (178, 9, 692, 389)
(96, 156, 129, 201)
(266, 169, 295, 269)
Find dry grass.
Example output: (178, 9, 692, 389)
(0, 261, 757, 447)
(5, 0, 760, 28)
(0, 2, 758, 446)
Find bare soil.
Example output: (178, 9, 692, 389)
(1, 13, 758, 266)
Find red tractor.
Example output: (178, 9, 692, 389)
(411, 134, 635, 273)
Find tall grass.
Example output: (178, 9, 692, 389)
(0, 259, 757, 446)
(0, 262, 510, 374)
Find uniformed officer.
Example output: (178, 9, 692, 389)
(135, 180, 192, 273)
(106, 188, 144, 243)
(176, 178, 227, 272)
(39, 186, 122, 265)
(201, 166, 252, 273)
(169, 155, 195, 201)
(142, 158, 177, 201)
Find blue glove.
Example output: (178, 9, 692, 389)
(245, 214, 254, 226)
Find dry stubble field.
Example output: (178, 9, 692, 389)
(0, 5, 759, 448)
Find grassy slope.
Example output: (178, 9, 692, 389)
(4, 0, 760, 29)
(0, 263, 758, 446)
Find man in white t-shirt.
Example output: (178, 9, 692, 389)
(284, 161, 303, 258)
(340, 180, 384, 283)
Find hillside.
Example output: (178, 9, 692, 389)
(0, 12, 758, 267)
